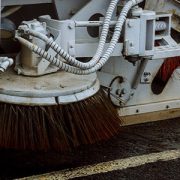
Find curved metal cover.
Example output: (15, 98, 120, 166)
(0, 69, 99, 105)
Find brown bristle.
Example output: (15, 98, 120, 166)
(158, 57, 180, 82)
(0, 89, 121, 152)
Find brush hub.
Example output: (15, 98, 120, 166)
(0, 68, 99, 105)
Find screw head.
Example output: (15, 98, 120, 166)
(128, 21, 133, 28)
(116, 89, 121, 96)
(144, 78, 149, 82)
(34, 85, 42, 90)
(68, 23, 74, 29)
(121, 88, 127, 95)
(129, 42, 134, 47)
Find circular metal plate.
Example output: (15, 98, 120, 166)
(0, 68, 99, 105)
(108, 76, 131, 107)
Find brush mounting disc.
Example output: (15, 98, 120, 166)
(0, 68, 99, 105)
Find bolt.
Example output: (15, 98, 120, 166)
(17, 68, 22, 75)
(128, 21, 133, 28)
(31, 24, 36, 30)
(34, 85, 42, 90)
(144, 72, 151, 76)
(59, 84, 65, 88)
(42, 22, 46, 28)
(0, 68, 4, 73)
(68, 23, 74, 29)
(121, 88, 128, 95)
(116, 89, 121, 96)
(129, 42, 134, 47)
(70, 10, 76, 16)
(144, 72, 148, 76)
(118, 76, 124, 83)
(144, 78, 149, 82)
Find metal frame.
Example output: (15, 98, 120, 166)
(1, 0, 180, 119)
(24, 2, 180, 116)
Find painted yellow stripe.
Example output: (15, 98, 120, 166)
(20, 149, 180, 180)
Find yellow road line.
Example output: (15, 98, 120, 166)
(20, 149, 180, 180)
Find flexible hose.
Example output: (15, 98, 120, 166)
(0, 57, 14, 72)
(25, 0, 119, 70)
(93, 0, 144, 72)
(17, 0, 144, 75)
(16, 36, 81, 74)
(72, 0, 144, 74)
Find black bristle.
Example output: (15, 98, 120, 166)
(0, 89, 122, 152)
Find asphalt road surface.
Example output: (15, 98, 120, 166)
(0, 118, 180, 180)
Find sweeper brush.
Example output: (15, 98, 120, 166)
(0, 61, 123, 152)
(0, 0, 180, 152)
(0, 89, 121, 151)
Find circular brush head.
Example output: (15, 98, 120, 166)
(0, 89, 121, 152)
